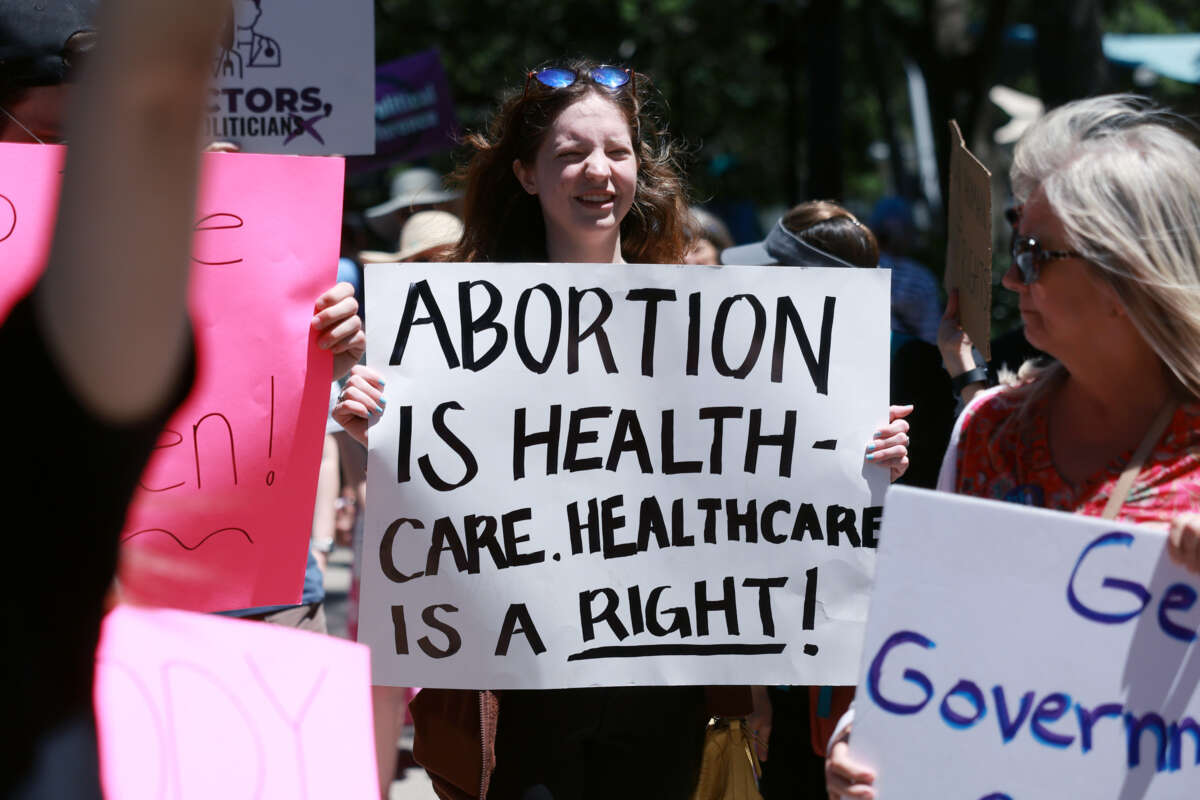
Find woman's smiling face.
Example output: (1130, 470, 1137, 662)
(513, 91, 637, 257)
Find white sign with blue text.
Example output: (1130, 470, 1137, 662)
(209, 0, 374, 155)
(854, 486, 1200, 799)
(360, 262, 892, 689)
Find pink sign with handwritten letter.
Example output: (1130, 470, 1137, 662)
(0, 144, 342, 610)
(95, 606, 377, 799)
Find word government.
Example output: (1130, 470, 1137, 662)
(867, 530, 1200, 776)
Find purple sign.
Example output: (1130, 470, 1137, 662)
(351, 49, 459, 172)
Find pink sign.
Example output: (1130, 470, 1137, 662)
(95, 606, 378, 799)
(0, 144, 62, 315)
(0, 144, 343, 610)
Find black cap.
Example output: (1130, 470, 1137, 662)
(0, 0, 98, 90)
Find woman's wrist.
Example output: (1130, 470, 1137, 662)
(942, 350, 978, 378)
(950, 366, 989, 394)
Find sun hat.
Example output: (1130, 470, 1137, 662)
(0, 0, 97, 90)
(365, 167, 461, 219)
(359, 209, 464, 263)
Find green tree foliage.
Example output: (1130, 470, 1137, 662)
(374, 0, 900, 217)
(372, 0, 1197, 281)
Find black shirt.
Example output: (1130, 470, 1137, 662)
(2, 292, 194, 792)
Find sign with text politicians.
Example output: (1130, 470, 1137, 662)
(95, 606, 377, 799)
(349, 49, 459, 173)
(853, 486, 1200, 799)
(209, 0, 374, 155)
(0, 144, 342, 611)
(360, 262, 892, 688)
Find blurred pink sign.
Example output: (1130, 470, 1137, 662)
(0, 145, 343, 610)
(95, 606, 377, 799)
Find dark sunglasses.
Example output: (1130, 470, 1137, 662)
(523, 65, 634, 98)
(1005, 205, 1083, 284)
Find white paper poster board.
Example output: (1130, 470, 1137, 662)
(854, 486, 1200, 799)
(209, 0, 374, 155)
(360, 262, 891, 689)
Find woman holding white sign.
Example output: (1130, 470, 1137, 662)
(333, 59, 909, 800)
(827, 94, 1200, 798)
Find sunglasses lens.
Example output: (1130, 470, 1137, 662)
(1011, 239, 1038, 284)
(590, 66, 631, 89)
(1018, 253, 1038, 284)
(535, 68, 578, 89)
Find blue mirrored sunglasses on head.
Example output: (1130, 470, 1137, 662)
(1006, 205, 1083, 284)
(524, 65, 634, 97)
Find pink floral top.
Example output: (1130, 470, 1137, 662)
(952, 386, 1200, 525)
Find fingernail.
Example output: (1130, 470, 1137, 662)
(874, 431, 881, 437)
(378, 378, 386, 386)
(311, 315, 321, 327)
(866, 454, 875, 461)
(866, 443, 875, 452)
(379, 397, 387, 405)
(374, 405, 384, 415)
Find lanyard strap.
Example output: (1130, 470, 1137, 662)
(1101, 401, 1178, 520)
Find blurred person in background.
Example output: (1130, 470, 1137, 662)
(683, 204, 734, 265)
(0, 0, 94, 145)
(722, 200, 879, 273)
(363, 165, 463, 247)
(358, 208, 464, 265)
(870, 196, 941, 347)
(723, 200, 954, 490)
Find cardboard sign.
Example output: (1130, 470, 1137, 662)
(853, 486, 1200, 798)
(95, 606, 377, 799)
(0, 145, 343, 611)
(209, 0, 374, 155)
(945, 120, 993, 360)
(350, 49, 460, 173)
(360, 262, 892, 689)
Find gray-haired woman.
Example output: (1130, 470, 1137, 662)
(828, 93, 1200, 799)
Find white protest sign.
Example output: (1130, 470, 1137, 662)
(360, 262, 891, 689)
(854, 486, 1200, 799)
(209, 0, 374, 155)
